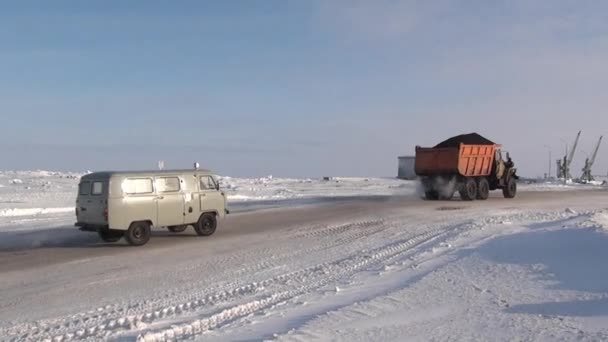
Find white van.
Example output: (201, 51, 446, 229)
(75, 169, 228, 246)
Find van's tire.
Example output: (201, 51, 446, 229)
(459, 178, 477, 201)
(476, 178, 490, 200)
(125, 222, 151, 246)
(167, 225, 188, 233)
(98, 228, 124, 243)
(503, 178, 517, 198)
(194, 213, 217, 236)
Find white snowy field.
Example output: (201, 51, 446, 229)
(0, 170, 603, 233)
(0, 171, 401, 236)
(1, 171, 608, 341)
(0, 171, 410, 228)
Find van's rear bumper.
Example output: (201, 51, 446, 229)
(75, 222, 109, 232)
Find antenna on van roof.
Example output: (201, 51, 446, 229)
(194, 162, 200, 170)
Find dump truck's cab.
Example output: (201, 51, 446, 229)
(490, 149, 518, 196)
(75, 169, 229, 246)
(415, 133, 518, 201)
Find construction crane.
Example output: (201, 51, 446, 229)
(581, 136, 603, 182)
(559, 131, 581, 180)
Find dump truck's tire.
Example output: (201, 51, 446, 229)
(477, 178, 490, 200)
(98, 228, 123, 243)
(195, 213, 217, 236)
(503, 178, 517, 198)
(125, 221, 151, 246)
(459, 178, 477, 201)
(425, 191, 439, 200)
(439, 187, 455, 200)
(167, 225, 188, 233)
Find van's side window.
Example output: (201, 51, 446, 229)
(200, 176, 217, 190)
(157, 177, 180, 192)
(123, 178, 154, 194)
(79, 182, 91, 195)
(91, 182, 103, 195)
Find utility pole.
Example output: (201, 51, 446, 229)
(544, 145, 552, 178)
(549, 148, 552, 178)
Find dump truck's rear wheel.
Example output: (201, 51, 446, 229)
(167, 225, 188, 233)
(503, 178, 517, 198)
(425, 191, 439, 200)
(195, 213, 217, 236)
(459, 178, 477, 201)
(125, 221, 151, 246)
(439, 187, 455, 200)
(98, 228, 124, 243)
(477, 178, 490, 200)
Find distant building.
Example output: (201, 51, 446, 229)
(398, 156, 416, 180)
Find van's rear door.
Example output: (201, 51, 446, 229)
(76, 180, 108, 225)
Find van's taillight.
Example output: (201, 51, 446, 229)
(103, 208, 108, 221)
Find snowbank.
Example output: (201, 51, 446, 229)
(271, 210, 608, 342)
(218, 176, 416, 202)
(519, 181, 605, 192)
(0, 207, 74, 218)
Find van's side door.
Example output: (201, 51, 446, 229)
(155, 176, 185, 227)
(182, 175, 200, 224)
(199, 175, 225, 215)
(122, 177, 158, 228)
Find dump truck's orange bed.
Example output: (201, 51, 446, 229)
(415, 144, 498, 177)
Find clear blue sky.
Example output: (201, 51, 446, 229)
(2, 1, 607, 177)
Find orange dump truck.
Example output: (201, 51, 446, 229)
(415, 133, 518, 200)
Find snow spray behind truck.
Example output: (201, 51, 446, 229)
(415, 133, 518, 201)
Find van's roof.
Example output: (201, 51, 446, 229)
(81, 169, 214, 180)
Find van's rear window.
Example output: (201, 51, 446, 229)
(92, 182, 103, 195)
(79, 182, 91, 195)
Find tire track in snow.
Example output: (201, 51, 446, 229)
(4, 220, 390, 341)
(135, 225, 456, 342)
(1, 209, 588, 342)
(134, 210, 581, 341)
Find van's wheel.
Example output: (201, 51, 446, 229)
(477, 178, 490, 200)
(503, 178, 517, 198)
(98, 228, 124, 243)
(195, 213, 217, 236)
(167, 225, 188, 233)
(459, 178, 477, 201)
(125, 222, 151, 246)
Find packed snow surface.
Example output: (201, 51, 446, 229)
(0, 170, 607, 341)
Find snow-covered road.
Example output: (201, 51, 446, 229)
(1, 189, 608, 341)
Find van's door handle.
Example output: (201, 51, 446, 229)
(157, 196, 164, 200)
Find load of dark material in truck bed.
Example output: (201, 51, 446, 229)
(434, 133, 495, 148)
